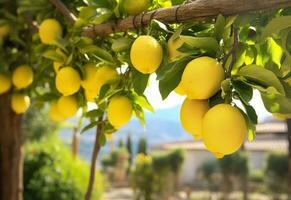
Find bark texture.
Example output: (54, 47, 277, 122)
(0, 94, 23, 200)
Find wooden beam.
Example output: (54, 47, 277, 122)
(82, 0, 291, 37)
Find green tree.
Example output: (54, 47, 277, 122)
(137, 137, 148, 155)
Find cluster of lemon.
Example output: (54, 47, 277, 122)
(0, 65, 33, 114)
(39, 19, 134, 129)
(130, 34, 247, 158)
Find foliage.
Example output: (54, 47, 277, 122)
(24, 136, 104, 200)
(22, 105, 58, 142)
(265, 152, 289, 193)
(126, 134, 133, 166)
(131, 149, 185, 200)
(101, 147, 129, 169)
(137, 137, 148, 155)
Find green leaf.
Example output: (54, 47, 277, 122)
(79, 45, 113, 63)
(244, 47, 255, 65)
(91, 8, 113, 24)
(171, 0, 184, 5)
(131, 93, 154, 112)
(209, 92, 224, 107)
(131, 68, 149, 95)
(111, 37, 133, 52)
(243, 104, 258, 124)
(260, 92, 291, 114)
(133, 104, 145, 126)
(150, 20, 172, 33)
(214, 14, 225, 41)
(237, 107, 256, 142)
(177, 37, 219, 55)
(79, 6, 97, 20)
(99, 84, 111, 99)
(86, 109, 104, 118)
(221, 78, 231, 99)
(261, 16, 291, 40)
(81, 121, 99, 133)
(266, 37, 282, 68)
(98, 133, 107, 146)
(237, 64, 285, 95)
(42, 50, 64, 61)
(232, 80, 253, 104)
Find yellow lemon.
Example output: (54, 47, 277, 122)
(11, 93, 30, 114)
(121, 0, 150, 15)
(55, 67, 81, 96)
(12, 65, 33, 89)
(0, 74, 11, 94)
(49, 102, 66, 122)
(85, 90, 98, 102)
(272, 113, 291, 120)
(130, 35, 163, 74)
(39, 19, 62, 45)
(57, 95, 78, 118)
(202, 104, 247, 158)
(180, 98, 209, 139)
(168, 35, 193, 61)
(108, 96, 132, 129)
(0, 24, 10, 38)
(93, 66, 118, 94)
(174, 81, 186, 96)
(181, 56, 224, 99)
(81, 64, 98, 91)
(53, 61, 63, 73)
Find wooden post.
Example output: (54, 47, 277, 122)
(71, 127, 80, 158)
(0, 94, 23, 200)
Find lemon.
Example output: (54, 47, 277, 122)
(93, 66, 118, 94)
(81, 64, 98, 91)
(85, 90, 98, 102)
(55, 67, 81, 96)
(181, 56, 224, 99)
(130, 35, 163, 74)
(12, 65, 34, 89)
(121, 0, 150, 15)
(108, 96, 132, 129)
(0, 24, 10, 38)
(180, 98, 209, 139)
(11, 93, 30, 114)
(174, 81, 186, 96)
(272, 113, 291, 120)
(0, 74, 11, 94)
(39, 19, 62, 45)
(53, 61, 63, 73)
(57, 95, 78, 118)
(202, 104, 247, 158)
(49, 102, 66, 122)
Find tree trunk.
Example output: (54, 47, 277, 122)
(0, 94, 23, 200)
(287, 119, 291, 193)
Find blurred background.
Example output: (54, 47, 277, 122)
(23, 78, 291, 200)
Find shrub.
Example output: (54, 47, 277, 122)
(24, 136, 104, 200)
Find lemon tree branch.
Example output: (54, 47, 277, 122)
(49, 0, 77, 24)
(82, 0, 291, 37)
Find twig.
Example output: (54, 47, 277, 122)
(85, 116, 104, 200)
(82, 0, 291, 37)
(49, 0, 77, 24)
(227, 26, 239, 77)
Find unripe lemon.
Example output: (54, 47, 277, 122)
(202, 104, 247, 158)
(168, 35, 193, 61)
(181, 56, 224, 99)
(49, 102, 66, 122)
(0, 24, 10, 38)
(0, 74, 11, 94)
(11, 93, 30, 114)
(12, 65, 34, 89)
(55, 67, 81, 96)
(108, 96, 132, 129)
(93, 66, 118, 95)
(81, 64, 98, 91)
(57, 96, 78, 118)
(39, 19, 62, 45)
(130, 36, 163, 74)
(180, 98, 209, 139)
(53, 61, 63, 73)
(174, 81, 186, 96)
(121, 0, 150, 15)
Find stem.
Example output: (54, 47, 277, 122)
(49, 0, 77, 24)
(226, 26, 239, 78)
(85, 116, 104, 200)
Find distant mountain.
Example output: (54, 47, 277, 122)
(60, 106, 192, 161)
